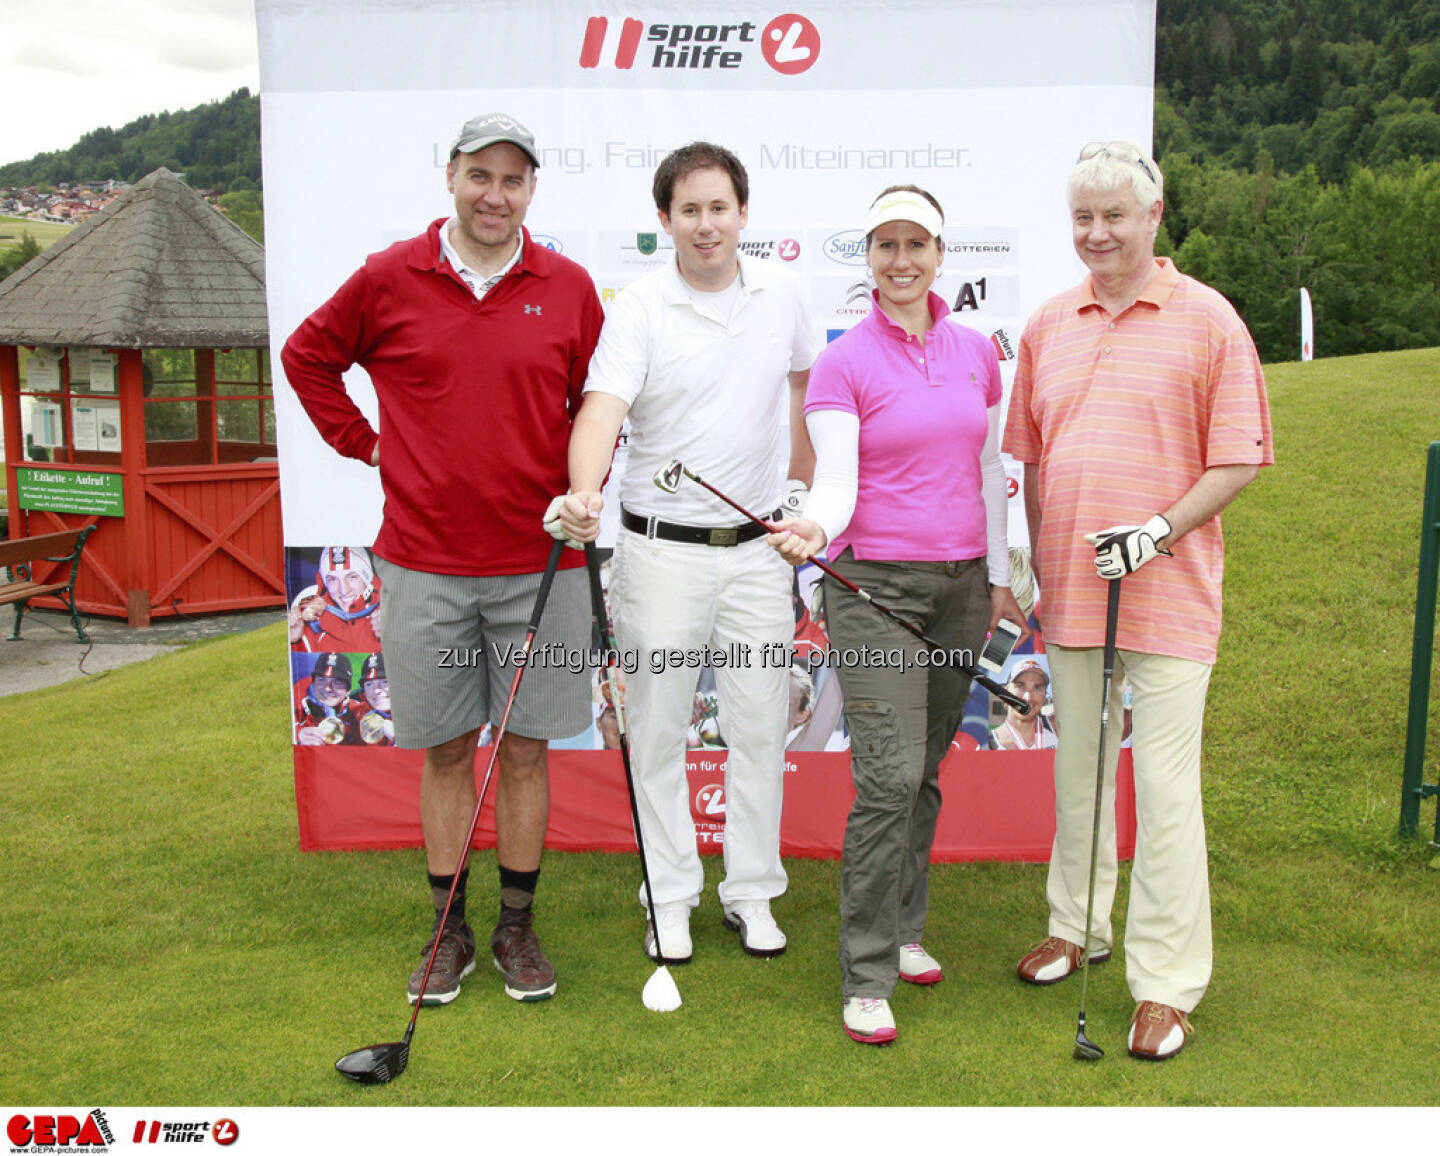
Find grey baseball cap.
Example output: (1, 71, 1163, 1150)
(449, 112, 540, 167)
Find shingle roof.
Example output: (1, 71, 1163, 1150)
(0, 169, 267, 348)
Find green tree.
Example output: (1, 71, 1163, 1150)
(0, 231, 41, 282)
(218, 190, 263, 242)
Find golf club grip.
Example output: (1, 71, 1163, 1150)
(1102, 578, 1121, 674)
(583, 542, 611, 645)
(528, 539, 567, 632)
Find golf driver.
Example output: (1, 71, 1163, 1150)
(584, 543, 682, 1012)
(653, 458, 1030, 713)
(1073, 577, 1122, 1062)
(335, 538, 567, 1084)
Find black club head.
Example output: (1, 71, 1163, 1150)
(335, 1041, 410, 1084)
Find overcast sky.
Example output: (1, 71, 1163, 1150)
(0, 0, 260, 166)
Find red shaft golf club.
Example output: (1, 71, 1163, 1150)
(653, 460, 1029, 712)
(335, 538, 566, 1084)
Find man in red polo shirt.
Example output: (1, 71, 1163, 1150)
(1004, 141, 1273, 1060)
(282, 113, 603, 1009)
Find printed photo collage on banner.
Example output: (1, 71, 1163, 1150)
(282, 540, 1054, 756)
(286, 543, 638, 752)
(287, 546, 390, 747)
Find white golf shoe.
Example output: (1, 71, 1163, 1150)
(898, 942, 943, 985)
(644, 901, 693, 964)
(842, 997, 897, 1045)
(722, 899, 787, 957)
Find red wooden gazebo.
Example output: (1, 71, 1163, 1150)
(0, 168, 281, 626)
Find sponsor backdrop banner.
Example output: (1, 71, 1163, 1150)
(257, 0, 1154, 857)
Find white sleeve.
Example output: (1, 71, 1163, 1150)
(803, 409, 859, 547)
(982, 401, 1012, 587)
(581, 287, 649, 406)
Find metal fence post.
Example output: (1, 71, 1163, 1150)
(1400, 441, 1440, 843)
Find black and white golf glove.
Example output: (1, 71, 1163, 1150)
(1087, 514, 1172, 578)
(542, 495, 584, 550)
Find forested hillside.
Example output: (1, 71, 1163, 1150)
(1152, 1, 1440, 358)
(0, 87, 259, 191)
(1, 2, 1437, 360)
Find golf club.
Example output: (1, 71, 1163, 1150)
(653, 458, 1030, 713)
(1073, 577, 1122, 1062)
(584, 543, 682, 1012)
(335, 538, 568, 1084)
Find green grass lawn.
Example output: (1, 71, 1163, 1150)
(0, 214, 74, 252)
(1, 348, 1438, 1108)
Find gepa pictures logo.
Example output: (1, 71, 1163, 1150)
(7, 1111, 113, 1150)
(579, 13, 819, 74)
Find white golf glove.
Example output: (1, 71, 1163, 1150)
(782, 479, 809, 519)
(542, 494, 583, 550)
(1086, 514, 1172, 578)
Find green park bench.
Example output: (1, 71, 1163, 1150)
(1, 525, 95, 642)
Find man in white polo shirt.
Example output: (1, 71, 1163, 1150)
(555, 141, 815, 963)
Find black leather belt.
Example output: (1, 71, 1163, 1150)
(621, 506, 777, 547)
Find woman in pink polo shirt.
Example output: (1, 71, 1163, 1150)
(769, 185, 1027, 1046)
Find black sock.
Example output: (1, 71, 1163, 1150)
(427, 868, 469, 931)
(498, 863, 540, 922)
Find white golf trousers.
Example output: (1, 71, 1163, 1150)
(610, 530, 792, 909)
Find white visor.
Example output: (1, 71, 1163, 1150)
(864, 190, 943, 239)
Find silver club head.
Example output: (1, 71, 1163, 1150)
(653, 460, 684, 494)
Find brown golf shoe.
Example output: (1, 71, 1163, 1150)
(1016, 936, 1111, 985)
(1127, 1001, 1193, 1060)
(490, 913, 557, 1002)
(407, 921, 477, 1006)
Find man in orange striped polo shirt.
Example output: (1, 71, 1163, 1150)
(1003, 141, 1273, 1061)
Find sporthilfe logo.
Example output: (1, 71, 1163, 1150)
(579, 13, 819, 74)
(131, 1118, 239, 1145)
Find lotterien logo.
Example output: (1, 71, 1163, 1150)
(578, 13, 819, 74)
